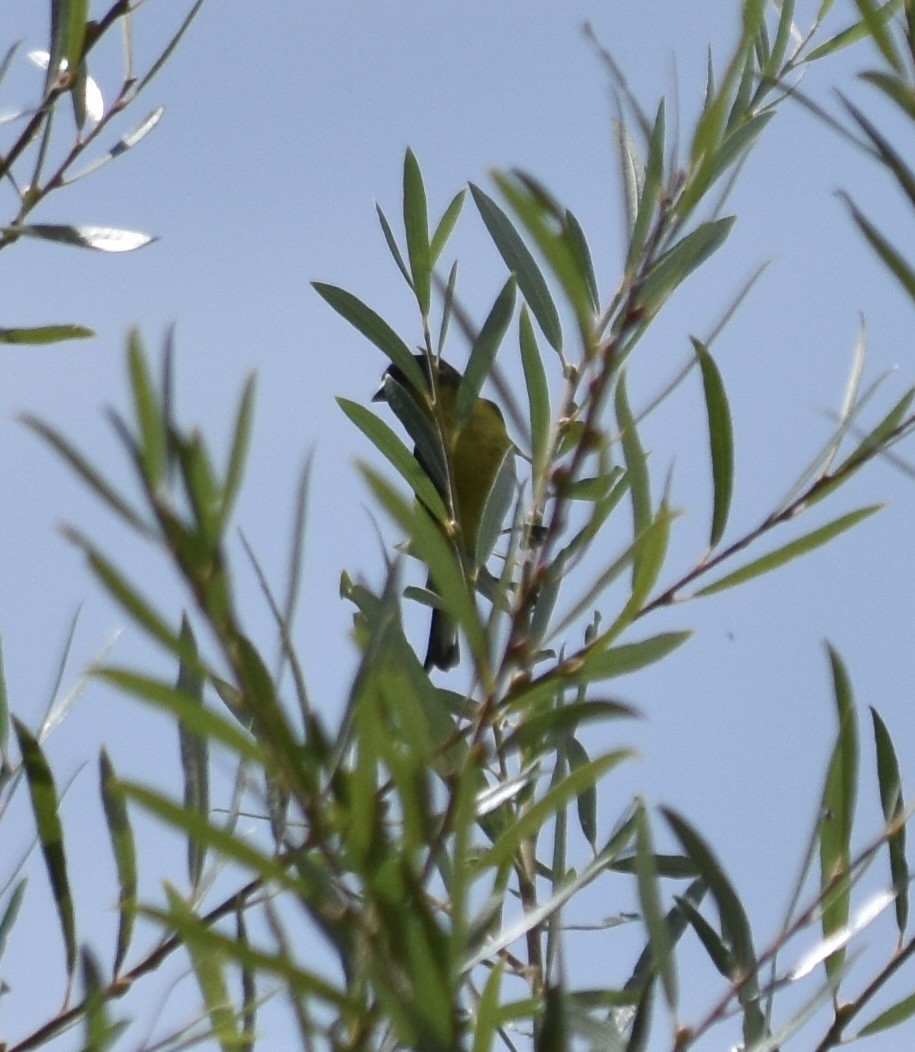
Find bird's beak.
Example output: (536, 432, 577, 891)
(372, 373, 390, 402)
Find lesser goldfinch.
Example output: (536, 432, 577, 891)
(373, 354, 513, 670)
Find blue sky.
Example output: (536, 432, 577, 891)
(2, 1, 915, 1048)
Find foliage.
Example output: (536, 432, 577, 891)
(5, 1, 915, 1050)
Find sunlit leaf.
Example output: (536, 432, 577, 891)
(403, 148, 431, 315)
(0, 324, 93, 344)
(7, 224, 155, 252)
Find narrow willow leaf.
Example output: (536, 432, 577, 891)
(177, 618, 208, 889)
(478, 751, 631, 871)
(693, 339, 734, 547)
(166, 886, 240, 1051)
(505, 699, 638, 755)
(0, 324, 93, 344)
(403, 148, 431, 315)
(805, 1, 905, 63)
(565, 208, 600, 311)
(361, 467, 486, 667)
(842, 98, 915, 210)
(519, 305, 550, 473)
(474, 445, 515, 567)
(7, 224, 156, 252)
(675, 893, 732, 975)
(842, 193, 915, 303)
(860, 70, 915, 122)
(492, 172, 594, 336)
(437, 259, 458, 355)
(857, 989, 915, 1037)
(870, 707, 908, 934)
(376, 203, 412, 287)
(762, 0, 796, 78)
(637, 217, 736, 315)
(577, 631, 692, 684)
(81, 946, 118, 1052)
(615, 117, 645, 241)
(430, 189, 466, 265)
(0, 880, 26, 959)
(470, 183, 563, 351)
(127, 329, 166, 489)
(695, 505, 882, 596)
(312, 282, 424, 391)
(628, 100, 665, 271)
(20, 415, 150, 533)
(99, 750, 137, 976)
(661, 808, 757, 980)
(458, 275, 516, 426)
(122, 783, 305, 894)
(337, 397, 447, 522)
(220, 374, 256, 531)
(236, 909, 256, 1052)
(634, 803, 677, 1009)
(132, 0, 207, 97)
(14, 718, 76, 975)
(63, 107, 165, 184)
(564, 736, 598, 848)
(615, 372, 651, 585)
(377, 371, 451, 497)
(853, 0, 904, 71)
(819, 645, 859, 981)
(472, 960, 504, 1052)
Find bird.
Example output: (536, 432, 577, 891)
(373, 353, 514, 670)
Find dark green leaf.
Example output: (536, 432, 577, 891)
(458, 276, 516, 426)
(615, 371, 651, 585)
(870, 707, 908, 934)
(99, 749, 137, 976)
(693, 339, 734, 547)
(519, 306, 551, 473)
(376, 203, 412, 287)
(858, 990, 915, 1037)
(14, 718, 76, 975)
(637, 218, 736, 314)
(430, 190, 466, 265)
(177, 618, 209, 889)
(819, 645, 859, 981)
(403, 148, 431, 315)
(634, 803, 677, 1009)
(338, 397, 447, 522)
(577, 631, 692, 684)
(312, 282, 424, 391)
(470, 183, 563, 351)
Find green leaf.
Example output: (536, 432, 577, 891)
(564, 207, 600, 310)
(852, 0, 904, 71)
(565, 736, 597, 848)
(166, 886, 241, 1052)
(661, 808, 758, 984)
(842, 193, 915, 304)
(0, 880, 26, 961)
(693, 339, 734, 547)
(473, 445, 516, 568)
(519, 306, 551, 474)
(819, 645, 859, 981)
(628, 100, 665, 271)
(14, 718, 76, 976)
(576, 631, 692, 684)
(177, 617, 209, 889)
(127, 329, 166, 490)
(430, 189, 466, 265)
(470, 183, 563, 351)
(870, 707, 908, 935)
(860, 70, 915, 122)
(804, 0, 905, 62)
(0, 324, 94, 344)
(338, 397, 447, 522)
(615, 372, 651, 585)
(634, 803, 677, 1009)
(458, 275, 516, 426)
(477, 750, 631, 871)
(220, 374, 256, 531)
(472, 961, 504, 1052)
(376, 202, 412, 287)
(99, 750, 137, 976)
(637, 218, 736, 315)
(615, 116, 645, 240)
(403, 148, 431, 315)
(858, 989, 915, 1037)
(696, 505, 883, 596)
(312, 282, 424, 391)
